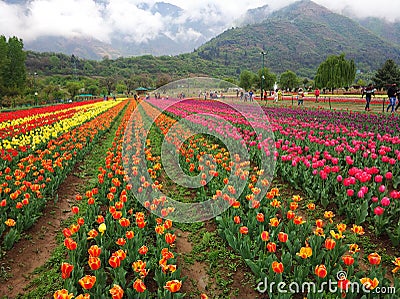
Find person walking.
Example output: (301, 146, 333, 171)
(395, 88, 400, 112)
(362, 83, 375, 111)
(387, 83, 397, 113)
(297, 88, 304, 106)
(314, 88, 320, 102)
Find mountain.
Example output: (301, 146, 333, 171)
(356, 17, 400, 46)
(195, 0, 400, 77)
(23, 0, 400, 80)
(18, 1, 219, 59)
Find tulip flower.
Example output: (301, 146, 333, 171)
(324, 238, 336, 250)
(138, 245, 148, 255)
(133, 279, 146, 293)
(53, 289, 74, 299)
(88, 256, 101, 271)
(315, 265, 327, 278)
(392, 257, 400, 273)
(360, 277, 379, 290)
(60, 262, 74, 279)
(368, 252, 381, 265)
(79, 275, 96, 290)
(109, 284, 124, 299)
(260, 231, 269, 242)
(342, 255, 355, 266)
(165, 233, 176, 244)
(239, 226, 249, 234)
(98, 223, 106, 235)
(267, 242, 277, 253)
(164, 280, 182, 293)
(272, 261, 284, 274)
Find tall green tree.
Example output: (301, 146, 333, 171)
(372, 59, 400, 89)
(257, 68, 277, 91)
(0, 36, 26, 99)
(314, 54, 356, 92)
(239, 70, 255, 91)
(279, 70, 299, 91)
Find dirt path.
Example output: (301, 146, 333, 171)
(0, 165, 86, 298)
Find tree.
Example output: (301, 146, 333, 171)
(314, 54, 356, 92)
(66, 81, 81, 100)
(372, 59, 400, 89)
(100, 76, 117, 95)
(279, 70, 299, 91)
(239, 70, 256, 91)
(257, 68, 277, 91)
(1, 36, 26, 97)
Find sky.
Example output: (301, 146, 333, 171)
(0, 0, 399, 44)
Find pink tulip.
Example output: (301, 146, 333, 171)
(378, 185, 386, 193)
(374, 206, 384, 216)
(337, 175, 343, 183)
(385, 172, 393, 180)
(347, 189, 354, 197)
(381, 197, 390, 206)
(371, 196, 379, 203)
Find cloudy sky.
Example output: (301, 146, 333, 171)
(0, 0, 399, 44)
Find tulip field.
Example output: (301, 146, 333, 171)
(1, 95, 400, 299)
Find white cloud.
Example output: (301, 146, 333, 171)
(0, 0, 399, 46)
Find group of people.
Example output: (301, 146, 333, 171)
(362, 83, 400, 113)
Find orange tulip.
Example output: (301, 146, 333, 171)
(272, 261, 284, 274)
(286, 210, 295, 220)
(315, 264, 327, 278)
(88, 256, 101, 270)
(109, 284, 124, 299)
(132, 260, 147, 273)
(126, 230, 135, 239)
(348, 243, 360, 254)
(109, 255, 121, 268)
(64, 238, 77, 251)
(116, 238, 126, 246)
(79, 275, 96, 290)
(368, 253, 381, 265)
(360, 277, 379, 290)
(133, 278, 146, 293)
(278, 232, 288, 243)
(293, 216, 305, 225)
(233, 216, 241, 224)
(138, 245, 148, 255)
(316, 219, 324, 228)
(119, 217, 130, 227)
(60, 262, 74, 279)
(267, 242, 277, 253)
(342, 254, 355, 266)
(324, 238, 336, 250)
(165, 233, 176, 244)
(269, 217, 280, 227)
(351, 224, 365, 235)
(307, 203, 316, 210)
(256, 213, 264, 222)
(53, 289, 74, 299)
(261, 231, 269, 242)
(164, 280, 182, 293)
(392, 257, 400, 273)
(337, 223, 347, 233)
(239, 226, 248, 234)
(4, 218, 16, 227)
(88, 245, 101, 257)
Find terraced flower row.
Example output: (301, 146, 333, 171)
(145, 98, 400, 298)
(0, 100, 126, 250)
(55, 99, 185, 299)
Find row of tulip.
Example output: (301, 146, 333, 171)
(149, 99, 400, 245)
(0, 100, 119, 170)
(0, 100, 127, 250)
(144, 98, 400, 298)
(54, 99, 185, 299)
